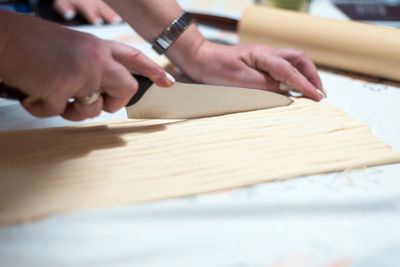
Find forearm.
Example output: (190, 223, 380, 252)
(105, 0, 205, 73)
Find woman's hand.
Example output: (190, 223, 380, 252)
(100, 0, 324, 101)
(186, 41, 325, 101)
(0, 11, 173, 121)
(53, 0, 122, 25)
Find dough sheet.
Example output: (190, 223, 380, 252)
(0, 98, 399, 225)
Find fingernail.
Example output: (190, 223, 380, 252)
(166, 72, 175, 84)
(94, 18, 104, 25)
(23, 96, 39, 104)
(321, 88, 327, 96)
(63, 10, 76, 20)
(112, 16, 123, 24)
(316, 89, 326, 98)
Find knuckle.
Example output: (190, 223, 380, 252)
(293, 50, 308, 64)
(279, 49, 308, 65)
(126, 47, 142, 60)
(150, 65, 163, 77)
(297, 50, 307, 57)
(86, 45, 105, 63)
(78, 37, 107, 65)
(65, 57, 91, 78)
(105, 62, 123, 77)
(129, 78, 138, 96)
(294, 51, 308, 66)
(124, 48, 144, 69)
(284, 48, 305, 57)
(118, 78, 137, 105)
(110, 66, 138, 96)
(247, 44, 266, 56)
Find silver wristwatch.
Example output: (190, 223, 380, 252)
(152, 12, 196, 55)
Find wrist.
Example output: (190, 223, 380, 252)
(165, 24, 206, 78)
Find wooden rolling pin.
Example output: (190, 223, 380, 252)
(238, 6, 400, 81)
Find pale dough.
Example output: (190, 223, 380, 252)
(0, 98, 399, 225)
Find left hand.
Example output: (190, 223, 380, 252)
(185, 41, 325, 101)
(100, 0, 323, 100)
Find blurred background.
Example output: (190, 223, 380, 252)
(1, 0, 400, 28)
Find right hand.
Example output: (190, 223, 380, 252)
(0, 12, 173, 121)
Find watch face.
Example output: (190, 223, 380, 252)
(152, 12, 195, 54)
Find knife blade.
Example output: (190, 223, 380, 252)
(0, 74, 292, 119)
(127, 76, 292, 119)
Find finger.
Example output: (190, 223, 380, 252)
(75, 2, 103, 25)
(22, 98, 67, 118)
(257, 55, 323, 101)
(98, 1, 122, 24)
(101, 63, 138, 113)
(61, 96, 103, 121)
(109, 41, 174, 87)
(277, 49, 324, 93)
(238, 68, 282, 94)
(52, 0, 76, 21)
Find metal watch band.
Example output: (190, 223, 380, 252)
(152, 12, 196, 55)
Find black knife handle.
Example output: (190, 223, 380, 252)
(0, 82, 28, 101)
(127, 74, 153, 106)
(0, 74, 153, 105)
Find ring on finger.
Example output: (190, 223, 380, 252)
(279, 82, 293, 92)
(78, 91, 101, 105)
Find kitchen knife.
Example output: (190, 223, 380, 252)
(0, 74, 292, 119)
